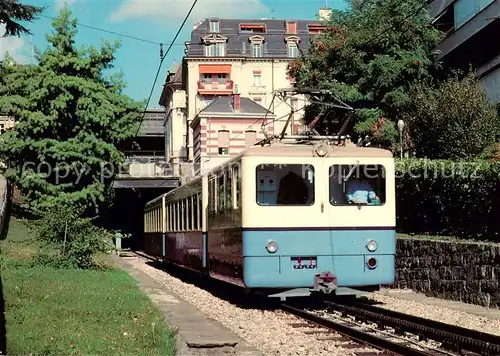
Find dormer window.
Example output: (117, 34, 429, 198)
(202, 33, 228, 57)
(249, 35, 265, 57)
(240, 23, 266, 33)
(252, 43, 262, 57)
(210, 20, 220, 33)
(285, 36, 300, 58)
(205, 43, 225, 57)
(286, 21, 297, 34)
(308, 24, 326, 34)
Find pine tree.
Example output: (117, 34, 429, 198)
(0, 8, 142, 213)
(0, 0, 44, 37)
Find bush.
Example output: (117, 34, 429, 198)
(404, 71, 500, 159)
(33, 204, 115, 269)
(396, 158, 500, 240)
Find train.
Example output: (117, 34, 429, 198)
(143, 137, 396, 300)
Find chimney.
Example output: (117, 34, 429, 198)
(318, 8, 332, 22)
(233, 85, 240, 112)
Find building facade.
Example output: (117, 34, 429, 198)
(190, 93, 276, 175)
(430, 0, 500, 103)
(158, 10, 331, 179)
(159, 64, 189, 179)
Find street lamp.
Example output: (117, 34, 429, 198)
(397, 120, 405, 159)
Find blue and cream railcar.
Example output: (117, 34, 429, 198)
(143, 143, 396, 297)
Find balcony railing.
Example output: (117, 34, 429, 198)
(197, 80, 234, 92)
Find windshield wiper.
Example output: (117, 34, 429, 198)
(344, 160, 360, 182)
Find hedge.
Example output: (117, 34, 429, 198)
(395, 159, 500, 240)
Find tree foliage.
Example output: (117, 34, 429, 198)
(0, 8, 142, 213)
(403, 71, 500, 159)
(33, 203, 115, 269)
(0, 0, 44, 37)
(396, 158, 500, 240)
(290, 0, 443, 149)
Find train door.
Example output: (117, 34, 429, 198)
(316, 159, 338, 293)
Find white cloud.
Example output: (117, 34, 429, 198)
(109, 0, 269, 23)
(0, 24, 29, 63)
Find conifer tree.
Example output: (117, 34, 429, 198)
(0, 8, 142, 213)
(1, 0, 44, 37)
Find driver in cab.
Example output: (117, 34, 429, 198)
(346, 179, 381, 205)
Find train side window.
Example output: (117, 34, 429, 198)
(187, 198, 192, 230)
(209, 176, 217, 214)
(174, 202, 179, 231)
(218, 172, 225, 211)
(193, 195, 198, 230)
(198, 193, 202, 229)
(232, 165, 240, 209)
(226, 167, 232, 209)
(329, 164, 386, 206)
(255, 164, 315, 206)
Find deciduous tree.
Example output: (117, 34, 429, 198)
(0, 8, 142, 213)
(290, 0, 443, 149)
(404, 72, 500, 159)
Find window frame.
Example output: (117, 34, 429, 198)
(255, 163, 315, 206)
(210, 20, 220, 33)
(252, 43, 262, 57)
(328, 164, 387, 207)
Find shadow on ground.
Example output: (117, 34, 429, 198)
(126, 252, 384, 312)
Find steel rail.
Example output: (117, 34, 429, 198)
(281, 304, 436, 356)
(327, 300, 500, 355)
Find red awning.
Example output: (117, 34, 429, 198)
(199, 64, 231, 74)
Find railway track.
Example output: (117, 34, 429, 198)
(281, 304, 450, 355)
(282, 299, 500, 356)
(326, 300, 500, 355)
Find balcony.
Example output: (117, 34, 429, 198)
(197, 80, 234, 95)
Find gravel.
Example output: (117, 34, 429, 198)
(124, 255, 377, 355)
(368, 291, 500, 336)
(123, 255, 500, 355)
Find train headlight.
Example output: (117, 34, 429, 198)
(314, 144, 328, 157)
(266, 240, 278, 253)
(366, 239, 378, 252)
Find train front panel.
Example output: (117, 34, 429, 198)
(240, 155, 396, 293)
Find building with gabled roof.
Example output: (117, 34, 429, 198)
(190, 92, 275, 175)
(159, 8, 332, 180)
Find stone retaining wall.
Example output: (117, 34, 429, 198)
(393, 238, 500, 308)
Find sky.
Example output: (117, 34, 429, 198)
(0, 0, 349, 108)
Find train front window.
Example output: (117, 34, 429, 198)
(255, 164, 315, 206)
(329, 164, 386, 206)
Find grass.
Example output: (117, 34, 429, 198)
(1, 216, 176, 356)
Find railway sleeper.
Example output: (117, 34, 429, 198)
(327, 302, 500, 355)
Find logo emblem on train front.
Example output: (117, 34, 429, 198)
(291, 256, 317, 269)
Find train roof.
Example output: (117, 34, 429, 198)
(239, 144, 394, 158)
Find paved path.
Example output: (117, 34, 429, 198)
(116, 255, 263, 356)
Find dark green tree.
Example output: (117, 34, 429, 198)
(0, 8, 142, 213)
(289, 0, 443, 149)
(1, 0, 44, 37)
(404, 71, 500, 159)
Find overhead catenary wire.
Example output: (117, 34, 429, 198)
(38, 14, 165, 45)
(134, 0, 199, 138)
